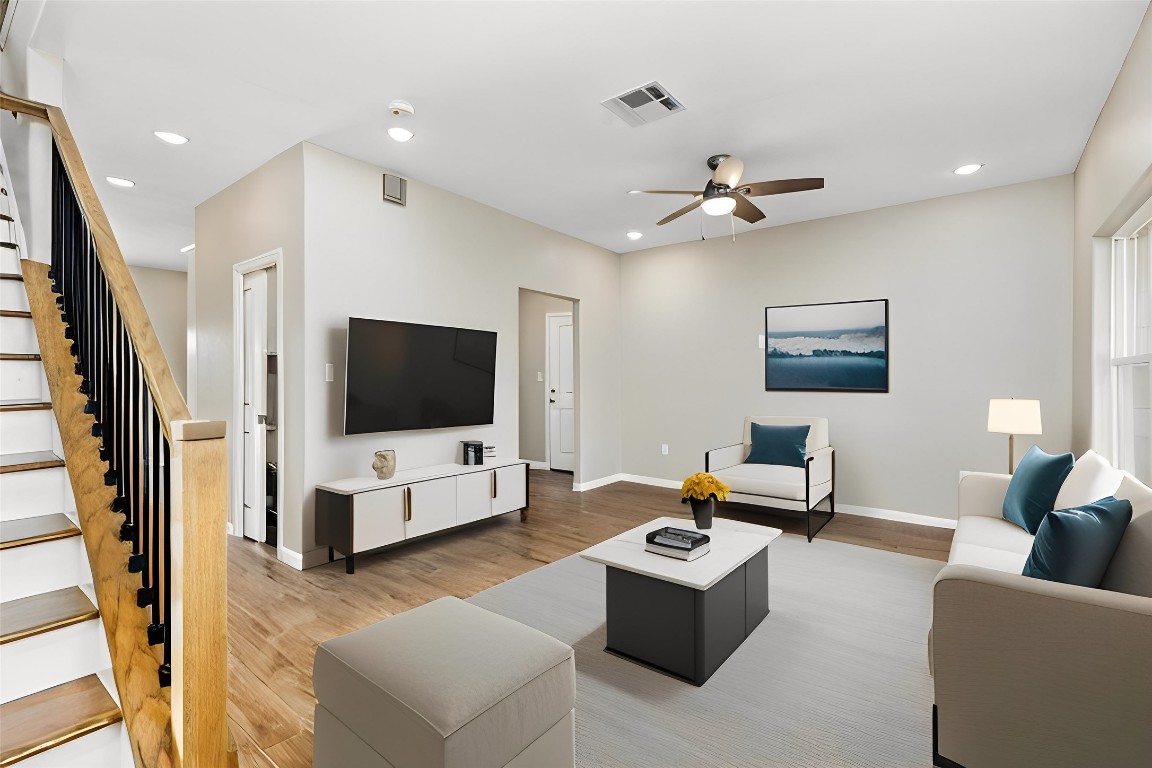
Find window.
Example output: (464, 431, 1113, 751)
(1112, 218, 1151, 483)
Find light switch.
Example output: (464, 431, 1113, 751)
(537, 371, 543, 382)
(758, 334, 765, 349)
(661, 444, 669, 455)
(325, 363, 334, 382)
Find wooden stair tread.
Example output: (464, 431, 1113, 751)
(0, 514, 79, 550)
(0, 310, 31, 319)
(0, 273, 23, 282)
(0, 400, 52, 412)
(0, 674, 122, 766)
(0, 451, 65, 474)
(0, 353, 40, 361)
(0, 587, 98, 645)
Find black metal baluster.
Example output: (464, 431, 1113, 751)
(159, 436, 172, 688)
(147, 408, 164, 646)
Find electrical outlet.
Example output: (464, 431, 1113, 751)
(537, 371, 543, 382)
(325, 363, 334, 382)
(661, 444, 669, 455)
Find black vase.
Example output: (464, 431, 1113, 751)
(689, 497, 715, 529)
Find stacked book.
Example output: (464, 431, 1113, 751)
(644, 527, 710, 561)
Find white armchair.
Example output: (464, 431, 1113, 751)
(705, 417, 835, 542)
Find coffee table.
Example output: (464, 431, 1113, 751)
(579, 516, 782, 685)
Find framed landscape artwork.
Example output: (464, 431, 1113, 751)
(764, 299, 889, 392)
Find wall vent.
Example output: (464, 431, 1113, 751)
(601, 81, 685, 127)
(383, 174, 406, 206)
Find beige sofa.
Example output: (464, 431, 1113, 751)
(931, 470, 1152, 768)
(706, 416, 835, 541)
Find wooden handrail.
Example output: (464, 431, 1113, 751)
(2, 92, 191, 440)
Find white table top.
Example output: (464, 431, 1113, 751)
(316, 458, 528, 495)
(579, 516, 782, 590)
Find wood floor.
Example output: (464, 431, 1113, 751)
(226, 470, 952, 767)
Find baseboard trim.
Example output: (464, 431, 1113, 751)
(279, 547, 304, 571)
(573, 473, 624, 492)
(608, 475, 957, 529)
(528, 460, 549, 471)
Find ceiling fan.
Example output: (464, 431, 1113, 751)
(634, 155, 824, 226)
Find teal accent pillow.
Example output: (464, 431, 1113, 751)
(1002, 445, 1074, 534)
(1022, 497, 1133, 588)
(746, 423, 810, 467)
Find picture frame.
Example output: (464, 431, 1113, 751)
(764, 299, 889, 392)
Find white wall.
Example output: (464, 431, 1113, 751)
(620, 176, 1074, 519)
(1072, 6, 1152, 455)
(298, 143, 622, 561)
(128, 266, 187, 395)
(518, 289, 574, 463)
(194, 145, 305, 552)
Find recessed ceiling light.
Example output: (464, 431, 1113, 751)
(180, 243, 196, 253)
(154, 131, 189, 145)
(387, 126, 414, 142)
(626, 231, 643, 240)
(106, 176, 135, 187)
(954, 163, 983, 175)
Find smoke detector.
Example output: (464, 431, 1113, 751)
(601, 81, 685, 127)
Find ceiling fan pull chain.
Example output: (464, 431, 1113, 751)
(730, 211, 736, 242)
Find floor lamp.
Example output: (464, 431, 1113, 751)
(987, 398, 1043, 474)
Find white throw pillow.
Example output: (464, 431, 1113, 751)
(1054, 450, 1125, 509)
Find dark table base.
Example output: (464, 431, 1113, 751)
(604, 545, 770, 685)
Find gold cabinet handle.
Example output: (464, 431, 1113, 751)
(404, 486, 412, 522)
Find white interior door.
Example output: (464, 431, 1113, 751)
(547, 313, 575, 471)
(242, 270, 268, 541)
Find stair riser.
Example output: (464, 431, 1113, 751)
(8, 717, 129, 768)
(0, 619, 111, 704)
(0, 358, 47, 401)
(0, 407, 57, 454)
(0, 250, 18, 274)
(0, 466, 70, 521)
(0, 279, 29, 312)
(0, 314, 38, 354)
(0, 536, 90, 602)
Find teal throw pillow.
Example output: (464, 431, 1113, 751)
(746, 423, 810, 468)
(1002, 445, 1074, 534)
(1022, 497, 1132, 588)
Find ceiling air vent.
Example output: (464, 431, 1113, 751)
(601, 81, 685, 127)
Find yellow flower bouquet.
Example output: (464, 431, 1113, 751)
(681, 472, 730, 503)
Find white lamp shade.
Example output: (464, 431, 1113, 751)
(701, 195, 736, 216)
(987, 399, 1042, 435)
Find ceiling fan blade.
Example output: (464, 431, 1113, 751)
(634, 190, 701, 195)
(739, 178, 824, 197)
(732, 193, 765, 224)
(712, 156, 744, 188)
(657, 197, 704, 226)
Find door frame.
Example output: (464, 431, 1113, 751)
(543, 311, 575, 474)
(231, 249, 285, 559)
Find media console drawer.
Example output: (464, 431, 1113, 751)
(316, 460, 529, 573)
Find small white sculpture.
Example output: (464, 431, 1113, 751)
(372, 449, 396, 480)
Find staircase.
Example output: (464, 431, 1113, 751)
(0, 264, 129, 764)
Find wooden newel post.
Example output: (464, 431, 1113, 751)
(170, 420, 230, 767)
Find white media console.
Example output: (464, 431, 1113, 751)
(315, 458, 529, 573)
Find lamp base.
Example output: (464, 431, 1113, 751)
(1008, 433, 1015, 475)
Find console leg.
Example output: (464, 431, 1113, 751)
(520, 508, 528, 522)
(346, 554, 355, 575)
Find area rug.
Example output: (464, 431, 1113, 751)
(468, 533, 944, 768)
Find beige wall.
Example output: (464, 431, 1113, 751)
(1072, 6, 1152, 455)
(620, 176, 1074, 520)
(194, 145, 305, 553)
(518, 289, 574, 463)
(129, 266, 188, 395)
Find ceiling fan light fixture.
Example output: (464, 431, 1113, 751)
(954, 163, 983, 175)
(387, 126, 414, 142)
(701, 195, 736, 216)
(626, 231, 643, 240)
(154, 131, 189, 145)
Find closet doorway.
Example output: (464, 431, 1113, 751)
(518, 289, 578, 481)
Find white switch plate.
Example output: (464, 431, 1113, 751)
(758, 334, 765, 349)
(661, 444, 669, 455)
(537, 371, 543, 382)
(325, 363, 334, 382)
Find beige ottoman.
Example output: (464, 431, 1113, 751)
(313, 596, 575, 768)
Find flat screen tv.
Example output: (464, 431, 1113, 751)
(344, 317, 497, 435)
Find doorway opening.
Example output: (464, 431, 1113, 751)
(232, 250, 284, 556)
(517, 289, 578, 484)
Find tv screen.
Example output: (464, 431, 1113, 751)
(344, 317, 497, 435)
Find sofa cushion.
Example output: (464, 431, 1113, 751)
(1002, 445, 1074, 534)
(948, 542, 1031, 573)
(1100, 473, 1152, 597)
(948, 515, 1035, 574)
(1054, 449, 1124, 510)
(746, 423, 809, 467)
(711, 463, 807, 501)
(1023, 497, 1133, 588)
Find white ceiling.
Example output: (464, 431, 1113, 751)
(12, 0, 1149, 271)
